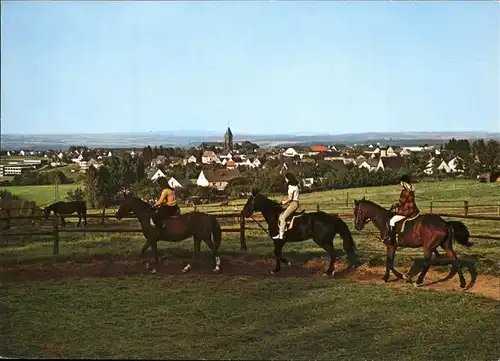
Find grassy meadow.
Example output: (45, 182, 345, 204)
(1, 184, 80, 206)
(1, 274, 499, 360)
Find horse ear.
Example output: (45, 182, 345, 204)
(251, 188, 259, 197)
(362, 196, 366, 201)
(354, 199, 358, 205)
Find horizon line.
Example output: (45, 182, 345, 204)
(1, 130, 499, 137)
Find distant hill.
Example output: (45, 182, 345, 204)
(1, 131, 499, 151)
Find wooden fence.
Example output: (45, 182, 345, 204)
(1, 206, 500, 256)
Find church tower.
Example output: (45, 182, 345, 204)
(224, 127, 233, 150)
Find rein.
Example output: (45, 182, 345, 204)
(250, 215, 270, 236)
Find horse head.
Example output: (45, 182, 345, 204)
(353, 198, 387, 231)
(241, 189, 281, 218)
(115, 194, 150, 220)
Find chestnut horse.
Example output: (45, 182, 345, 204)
(353, 198, 473, 289)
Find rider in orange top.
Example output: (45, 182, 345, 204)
(152, 177, 180, 231)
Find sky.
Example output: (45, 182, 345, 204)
(1, 1, 499, 136)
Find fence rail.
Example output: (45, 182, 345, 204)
(1, 206, 499, 256)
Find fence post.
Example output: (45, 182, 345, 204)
(239, 215, 247, 252)
(316, 203, 320, 212)
(429, 200, 433, 214)
(52, 223, 60, 256)
(101, 208, 106, 224)
(497, 201, 500, 216)
(345, 192, 349, 207)
(31, 208, 35, 228)
(464, 200, 469, 216)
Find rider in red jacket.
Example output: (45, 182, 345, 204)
(385, 174, 420, 245)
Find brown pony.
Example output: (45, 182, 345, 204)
(44, 201, 87, 227)
(353, 198, 473, 289)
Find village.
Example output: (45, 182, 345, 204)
(0, 127, 476, 192)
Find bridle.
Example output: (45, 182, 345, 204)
(355, 203, 387, 228)
(243, 194, 274, 237)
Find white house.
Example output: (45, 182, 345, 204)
(79, 158, 102, 172)
(399, 148, 412, 157)
(357, 159, 378, 172)
(283, 148, 299, 157)
(197, 169, 241, 190)
(386, 147, 398, 157)
(448, 157, 464, 173)
(150, 168, 166, 180)
(183, 155, 197, 165)
(424, 158, 452, 175)
(218, 151, 233, 161)
(71, 154, 84, 163)
(201, 151, 220, 164)
(168, 176, 190, 188)
(403, 146, 424, 153)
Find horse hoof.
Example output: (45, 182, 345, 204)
(381, 276, 390, 283)
(145, 262, 150, 269)
(182, 264, 192, 273)
(150, 268, 157, 275)
(269, 269, 276, 275)
(403, 274, 411, 281)
(213, 267, 221, 273)
(287, 261, 292, 267)
(413, 282, 421, 288)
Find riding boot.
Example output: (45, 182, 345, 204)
(383, 227, 395, 246)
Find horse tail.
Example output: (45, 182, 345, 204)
(446, 220, 473, 248)
(334, 216, 358, 266)
(211, 215, 222, 251)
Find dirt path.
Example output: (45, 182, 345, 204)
(1, 255, 499, 301)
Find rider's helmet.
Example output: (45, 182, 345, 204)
(399, 174, 411, 184)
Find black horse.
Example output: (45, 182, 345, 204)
(44, 200, 87, 227)
(241, 189, 358, 275)
(115, 194, 222, 274)
(353, 198, 473, 289)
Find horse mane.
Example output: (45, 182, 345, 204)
(359, 199, 389, 212)
(126, 195, 151, 210)
(257, 194, 282, 211)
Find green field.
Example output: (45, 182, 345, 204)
(1, 275, 499, 360)
(1, 184, 80, 206)
(41, 164, 84, 182)
(1, 178, 499, 359)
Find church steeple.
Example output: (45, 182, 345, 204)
(224, 127, 233, 150)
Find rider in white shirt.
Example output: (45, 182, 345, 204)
(273, 172, 300, 240)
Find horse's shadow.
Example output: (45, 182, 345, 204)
(406, 255, 479, 288)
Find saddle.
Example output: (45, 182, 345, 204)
(391, 213, 421, 243)
(283, 209, 306, 230)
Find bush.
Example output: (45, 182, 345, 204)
(11, 170, 73, 186)
(66, 187, 85, 202)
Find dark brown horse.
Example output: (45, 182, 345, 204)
(353, 198, 473, 289)
(44, 200, 87, 227)
(241, 189, 358, 275)
(115, 194, 222, 274)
